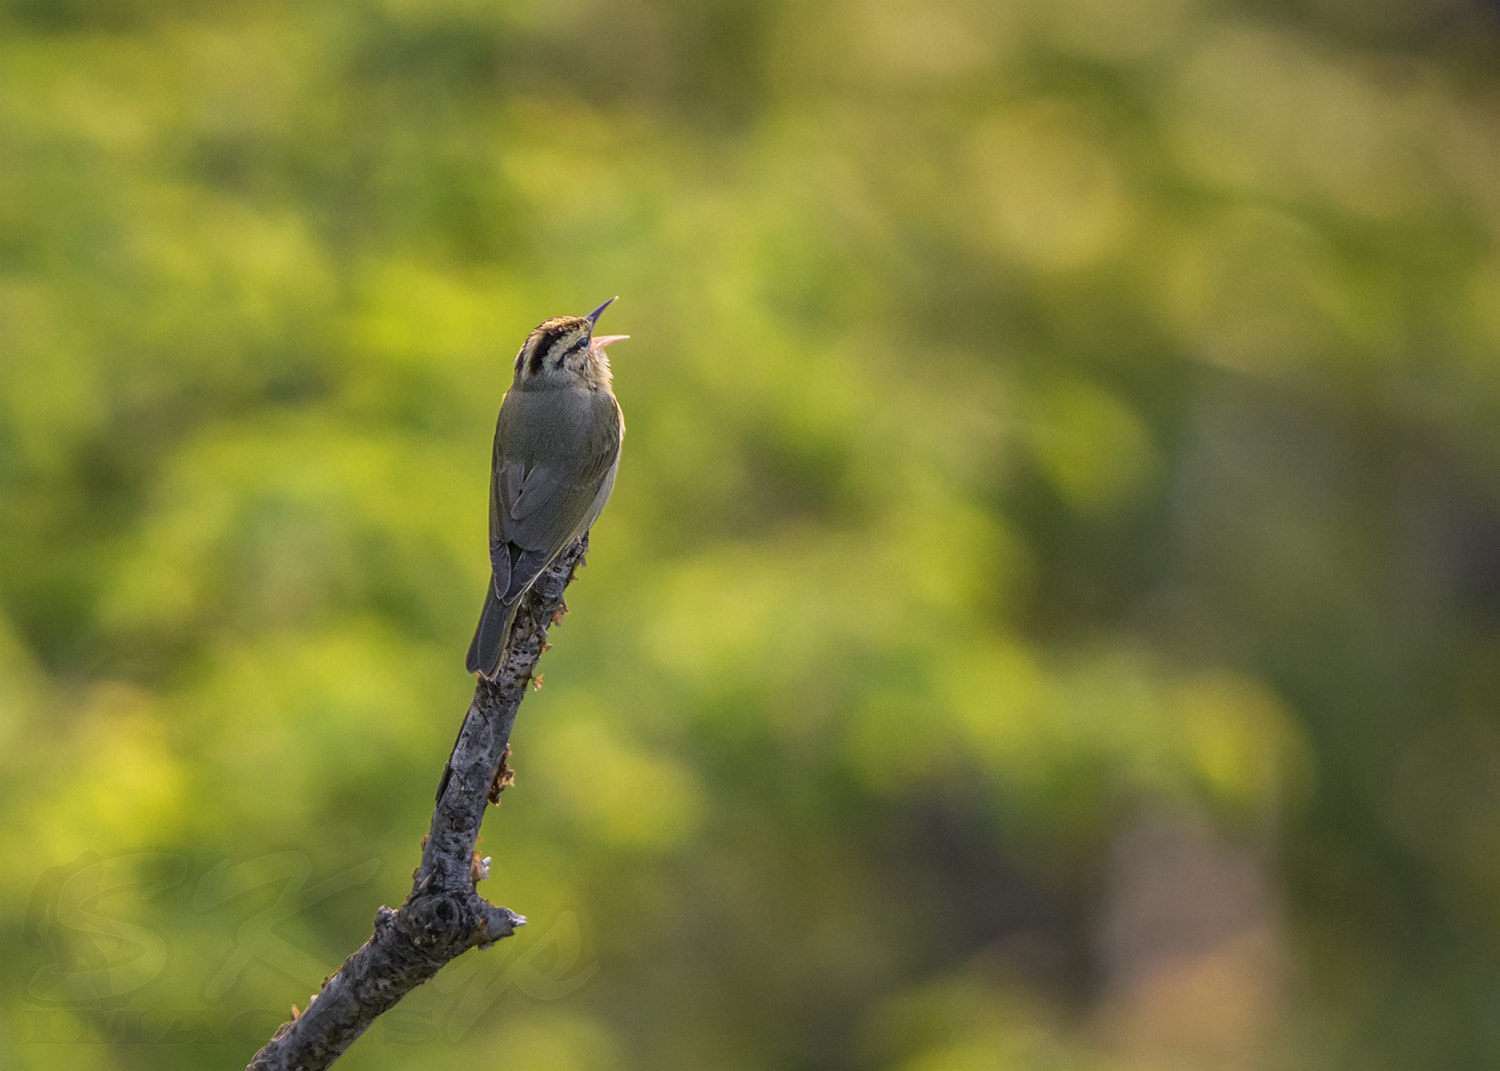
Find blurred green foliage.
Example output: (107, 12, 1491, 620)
(4, 0, 1500, 1069)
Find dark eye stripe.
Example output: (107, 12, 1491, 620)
(552, 336, 586, 367)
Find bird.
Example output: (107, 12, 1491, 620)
(465, 298, 627, 679)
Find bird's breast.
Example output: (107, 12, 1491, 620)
(498, 386, 621, 464)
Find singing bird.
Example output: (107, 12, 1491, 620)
(466, 298, 627, 679)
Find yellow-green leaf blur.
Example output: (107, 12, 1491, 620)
(3, 1, 1499, 1069)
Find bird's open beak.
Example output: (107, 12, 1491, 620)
(586, 297, 618, 328)
(587, 297, 626, 351)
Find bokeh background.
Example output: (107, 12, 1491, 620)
(5, 0, 1500, 1068)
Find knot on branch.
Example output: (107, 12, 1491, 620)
(408, 892, 464, 948)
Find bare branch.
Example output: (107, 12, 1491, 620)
(245, 537, 591, 1071)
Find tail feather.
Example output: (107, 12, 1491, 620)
(466, 585, 520, 679)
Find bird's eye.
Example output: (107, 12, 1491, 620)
(554, 335, 584, 368)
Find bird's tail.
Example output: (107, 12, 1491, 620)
(466, 586, 520, 679)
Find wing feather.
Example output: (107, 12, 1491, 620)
(487, 390, 621, 602)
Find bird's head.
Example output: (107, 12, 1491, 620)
(513, 297, 627, 391)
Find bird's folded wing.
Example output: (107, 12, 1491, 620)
(488, 449, 613, 597)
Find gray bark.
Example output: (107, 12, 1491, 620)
(244, 537, 590, 1070)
